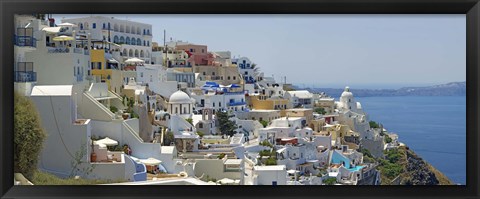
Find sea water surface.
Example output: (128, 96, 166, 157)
(356, 96, 466, 185)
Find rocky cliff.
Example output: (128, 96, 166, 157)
(378, 146, 453, 185)
(302, 81, 466, 98)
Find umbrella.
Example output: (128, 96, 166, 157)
(139, 158, 162, 166)
(53, 35, 74, 41)
(95, 137, 118, 146)
(287, 170, 300, 174)
(125, 57, 145, 64)
(57, 22, 77, 27)
(230, 84, 240, 88)
(218, 178, 235, 184)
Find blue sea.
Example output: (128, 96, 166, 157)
(356, 96, 466, 185)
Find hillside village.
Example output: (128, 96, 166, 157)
(14, 14, 430, 186)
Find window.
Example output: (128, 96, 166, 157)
(233, 76, 236, 80)
(213, 102, 215, 107)
(227, 76, 230, 80)
(92, 23, 96, 29)
(190, 49, 193, 52)
(184, 107, 187, 114)
(219, 102, 221, 107)
(102, 23, 106, 29)
(199, 123, 203, 128)
(202, 49, 205, 53)
(175, 107, 178, 114)
(141, 72, 143, 77)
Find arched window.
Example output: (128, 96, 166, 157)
(137, 38, 141, 46)
(126, 37, 130, 45)
(143, 40, 146, 46)
(114, 24, 119, 31)
(131, 38, 136, 45)
(147, 29, 150, 35)
(146, 51, 150, 57)
(114, 35, 119, 43)
(92, 23, 96, 29)
(129, 49, 133, 57)
(134, 49, 139, 57)
(123, 49, 127, 56)
(131, 26, 135, 34)
(140, 50, 144, 57)
(143, 29, 146, 35)
(119, 36, 125, 43)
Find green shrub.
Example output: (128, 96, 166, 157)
(265, 157, 277, 165)
(14, 92, 47, 180)
(259, 150, 274, 157)
(314, 107, 327, 115)
(324, 177, 337, 185)
(259, 120, 269, 128)
(218, 153, 226, 159)
(259, 140, 273, 148)
(186, 118, 193, 125)
(196, 131, 205, 138)
(109, 106, 118, 113)
(369, 121, 380, 129)
(385, 135, 393, 143)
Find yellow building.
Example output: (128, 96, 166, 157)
(248, 95, 289, 111)
(90, 49, 118, 90)
(280, 108, 314, 124)
(314, 98, 335, 114)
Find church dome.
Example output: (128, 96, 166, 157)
(341, 86, 353, 98)
(169, 90, 191, 104)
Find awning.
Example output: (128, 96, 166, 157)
(95, 137, 118, 146)
(57, 22, 77, 27)
(42, 27, 62, 34)
(53, 35, 74, 41)
(139, 158, 162, 166)
(125, 58, 145, 64)
(108, 59, 119, 64)
(218, 178, 235, 184)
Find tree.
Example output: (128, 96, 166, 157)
(259, 120, 269, 128)
(14, 92, 47, 179)
(186, 118, 193, 125)
(163, 131, 174, 146)
(109, 105, 118, 113)
(216, 111, 237, 136)
(314, 107, 327, 115)
(369, 121, 380, 129)
(324, 177, 337, 185)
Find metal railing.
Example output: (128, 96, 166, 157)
(47, 47, 70, 53)
(14, 71, 37, 82)
(14, 35, 36, 47)
(228, 101, 246, 106)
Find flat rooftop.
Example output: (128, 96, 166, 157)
(254, 165, 286, 171)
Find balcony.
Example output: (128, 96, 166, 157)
(76, 74, 84, 82)
(14, 71, 37, 82)
(228, 101, 246, 106)
(14, 35, 36, 47)
(47, 47, 70, 53)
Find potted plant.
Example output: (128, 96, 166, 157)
(90, 139, 97, 162)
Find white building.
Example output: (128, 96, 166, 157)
(168, 90, 195, 119)
(284, 90, 314, 108)
(62, 16, 153, 63)
(253, 165, 287, 185)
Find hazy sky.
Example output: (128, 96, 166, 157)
(56, 14, 466, 89)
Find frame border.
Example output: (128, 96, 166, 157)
(1, 0, 478, 199)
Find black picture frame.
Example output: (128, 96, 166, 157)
(1, 0, 479, 199)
